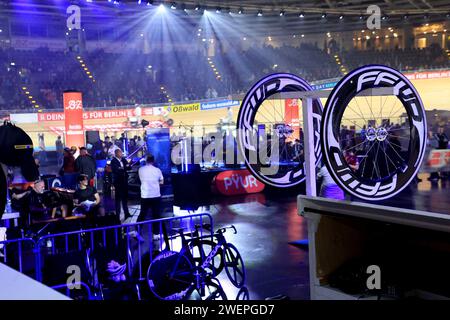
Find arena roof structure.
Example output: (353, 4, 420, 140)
(0, 0, 449, 36)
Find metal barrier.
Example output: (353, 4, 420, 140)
(51, 282, 93, 300)
(33, 213, 214, 298)
(0, 237, 37, 278)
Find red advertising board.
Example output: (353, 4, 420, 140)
(427, 149, 450, 169)
(284, 99, 300, 140)
(405, 70, 450, 81)
(63, 91, 85, 147)
(213, 170, 265, 196)
(38, 107, 153, 122)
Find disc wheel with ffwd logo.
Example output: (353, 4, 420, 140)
(236, 73, 323, 188)
(321, 65, 427, 201)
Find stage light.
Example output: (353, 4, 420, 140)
(321, 13, 327, 19)
(238, 8, 243, 14)
(113, 0, 120, 5)
(158, 4, 166, 12)
(359, 14, 364, 20)
(181, 4, 186, 11)
(216, 7, 221, 13)
(146, 1, 153, 6)
(194, 5, 200, 11)
(301, 34, 305, 37)
(171, 3, 176, 10)
(279, 10, 285, 17)
(257, 10, 263, 17)
(382, 15, 388, 20)
(339, 15, 344, 20)
(0, 29, 3, 33)
(403, 14, 408, 20)
(299, 12, 304, 18)
(10, 62, 15, 66)
(86, 0, 92, 3)
(138, 0, 142, 4)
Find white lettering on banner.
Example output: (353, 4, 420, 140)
(223, 174, 259, 191)
(66, 100, 82, 110)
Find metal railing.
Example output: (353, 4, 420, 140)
(0, 212, 214, 299)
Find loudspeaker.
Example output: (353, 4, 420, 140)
(86, 131, 100, 145)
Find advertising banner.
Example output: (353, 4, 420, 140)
(145, 128, 171, 177)
(166, 103, 200, 114)
(405, 70, 450, 81)
(200, 100, 240, 110)
(63, 91, 85, 147)
(213, 170, 265, 196)
(38, 107, 153, 122)
(284, 99, 300, 140)
(426, 149, 450, 170)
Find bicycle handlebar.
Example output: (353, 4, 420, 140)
(217, 225, 237, 235)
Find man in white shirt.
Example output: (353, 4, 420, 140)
(137, 155, 164, 225)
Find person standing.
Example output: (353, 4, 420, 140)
(61, 147, 76, 176)
(55, 136, 64, 167)
(75, 147, 97, 184)
(111, 149, 131, 220)
(137, 155, 164, 224)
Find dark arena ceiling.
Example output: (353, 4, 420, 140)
(0, 0, 449, 36)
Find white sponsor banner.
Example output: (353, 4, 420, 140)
(10, 113, 38, 124)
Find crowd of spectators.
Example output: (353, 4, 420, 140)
(342, 44, 450, 71)
(0, 43, 449, 112)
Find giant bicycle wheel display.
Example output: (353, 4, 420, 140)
(321, 65, 427, 201)
(147, 251, 194, 300)
(236, 73, 323, 188)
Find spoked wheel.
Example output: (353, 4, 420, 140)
(321, 65, 427, 201)
(223, 243, 246, 288)
(236, 286, 250, 300)
(147, 251, 194, 300)
(203, 278, 228, 301)
(189, 240, 224, 277)
(236, 73, 323, 188)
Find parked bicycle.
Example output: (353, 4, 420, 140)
(147, 224, 246, 300)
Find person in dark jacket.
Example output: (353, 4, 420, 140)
(61, 147, 76, 175)
(110, 149, 131, 220)
(75, 147, 97, 182)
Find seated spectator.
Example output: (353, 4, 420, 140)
(73, 174, 104, 217)
(11, 180, 68, 226)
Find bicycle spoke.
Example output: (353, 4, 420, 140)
(344, 140, 368, 152)
(386, 140, 405, 162)
(360, 142, 377, 176)
(371, 142, 381, 180)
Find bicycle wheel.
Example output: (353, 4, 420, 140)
(236, 286, 250, 300)
(203, 278, 227, 301)
(236, 73, 322, 188)
(321, 65, 427, 201)
(223, 243, 246, 288)
(147, 251, 194, 300)
(189, 240, 224, 277)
